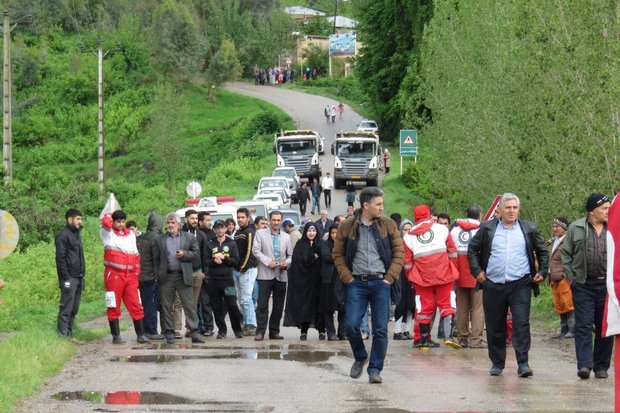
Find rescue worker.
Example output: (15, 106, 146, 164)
(100, 210, 149, 344)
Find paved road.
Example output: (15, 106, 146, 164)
(15, 84, 614, 413)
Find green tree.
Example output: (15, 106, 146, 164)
(150, 0, 201, 76)
(206, 38, 242, 100)
(354, 0, 432, 142)
(301, 43, 327, 76)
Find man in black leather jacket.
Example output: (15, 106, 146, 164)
(468, 193, 548, 378)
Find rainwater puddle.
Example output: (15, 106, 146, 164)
(111, 350, 351, 363)
(137, 343, 314, 351)
(53, 390, 213, 405)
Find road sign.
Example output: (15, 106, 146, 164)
(483, 195, 502, 221)
(186, 181, 202, 198)
(400, 130, 418, 156)
(0, 210, 19, 259)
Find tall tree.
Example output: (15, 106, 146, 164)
(354, 0, 432, 143)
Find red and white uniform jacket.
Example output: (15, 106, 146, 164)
(100, 213, 140, 275)
(450, 218, 480, 288)
(403, 219, 458, 287)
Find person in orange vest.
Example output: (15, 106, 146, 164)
(101, 210, 149, 344)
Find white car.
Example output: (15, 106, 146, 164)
(253, 193, 288, 210)
(357, 119, 379, 136)
(257, 177, 292, 200)
(256, 188, 291, 207)
(272, 167, 300, 202)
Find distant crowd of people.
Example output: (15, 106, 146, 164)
(252, 65, 322, 86)
(55, 189, 613, 383)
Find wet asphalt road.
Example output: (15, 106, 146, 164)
(15, 83, 615, 412)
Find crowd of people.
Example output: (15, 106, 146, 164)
(252, 65, 323, 86)
(54, 188, 613, 384)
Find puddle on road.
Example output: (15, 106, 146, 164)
(136, 343, 315, 351)
(111, 350, 351, 363)
(52, 390, 271, 410)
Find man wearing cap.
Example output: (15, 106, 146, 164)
(548, 216, 574, 339)
(206, 219, 243, 339)
(252, 210, 293, 341)
(282, 218, 302, 249)
(468, 193, 548, 378)
(562, 193, 612, 379)
(403, 204, 460, 350)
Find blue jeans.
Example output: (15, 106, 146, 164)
(138, 280, 159, 334)
(361, 308, 369, 334)
(311, 195, 320, 213)
(233, 268, 258, 327)
(345, 278, 390, 374)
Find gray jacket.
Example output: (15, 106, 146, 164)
(136, 213, 163, 283)
(152, 231, 199, 287)
(252, 228, 292, 282)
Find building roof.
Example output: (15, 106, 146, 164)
(284, 6, 327, 17)
(326, 15, 358, 29)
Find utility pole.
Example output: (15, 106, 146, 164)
(96, 40, 110, 198)
(1, 11, 32, 183)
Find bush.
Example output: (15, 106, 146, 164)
(401, 161, 430, 199)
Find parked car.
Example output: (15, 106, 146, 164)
(253, 193, 288, 210)
(256, 188, 291, 207)
(279, 208, 302, 230)
(272, 167, 300, 203)
(257, 176, 292, 200)
(228, 200, 269, 220)
(357, 119, 379, 136)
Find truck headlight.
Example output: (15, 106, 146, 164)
(369, 157, 377, 169)
(334, 156, 342, 169)
(277, 155, 284, 167)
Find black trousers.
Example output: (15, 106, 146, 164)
(256, 279, 287, 335)
(57, 277, 84, 337)
(206, 277, 243, 334)
(299, 200, 307, 216)
(199, 280, 215, 331)
(323, 190, 331, 208)
(482, 276, 532, 368)
(323, 311, 345, 337)
(571, 280, 613, 371)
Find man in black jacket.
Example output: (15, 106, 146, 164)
(180, 209, 207, 337)
(206, 220, 243, 339)
(55, 208, 85, 340)
(136, 213, 165, 340)
(234, 208, 258, 336)
(468, 193, 548, 378)
(296, 182, 310, 217)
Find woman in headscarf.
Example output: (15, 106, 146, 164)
(284, 222, 324, 340)
(393, 219, 416, 340)
(319, 223, 344, 341)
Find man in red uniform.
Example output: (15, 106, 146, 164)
(403, 205, 461, 349)
(101, 210, 149, 344)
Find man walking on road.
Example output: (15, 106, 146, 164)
(297, 182, 310, 217)
(252, 211, 292, 341)
(467, 193, 548, 378)
(321, 172, 334, 209)
(548, 216, 574, 339)
(334, 187, 404, 384)
(562, 193, 612, 379)
(56, 208, 85, 342)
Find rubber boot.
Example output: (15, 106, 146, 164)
(442, 316, 461, 349)
(109, 319, 125, 344)
(134, 319, 150, 344)
(564, 311, 575, 338)
(554, 314, 568, 338)
(414, 323, 432, 348)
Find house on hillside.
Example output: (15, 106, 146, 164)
(284, 6, 327, 23)
(326, 15, 358, 32)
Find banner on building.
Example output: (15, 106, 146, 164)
(329, 33, 356, 56)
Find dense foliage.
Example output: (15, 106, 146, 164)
(350, 0, 618, 230)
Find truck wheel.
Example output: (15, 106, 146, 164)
(368, 179, 378, 187)
(335, 179, 342, 189)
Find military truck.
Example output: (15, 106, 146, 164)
(273, 130, 322, 180)
(331, 131, 380, 188)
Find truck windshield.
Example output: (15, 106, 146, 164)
(336, 142, 376, 158)
(278, 140, 316, 155)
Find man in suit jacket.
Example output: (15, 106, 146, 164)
(316, 210, 334, 240)
(252, 210, 292, 341)
(468, 193, 548, 378)
(153, 213, 205, 344)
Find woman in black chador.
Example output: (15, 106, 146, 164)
(284, 222, 324, 340)
(319, 224, 346, 341)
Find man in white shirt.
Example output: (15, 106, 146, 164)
(321, 172, 334, 209)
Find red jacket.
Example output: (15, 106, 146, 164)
(100, 213, 140, 274)
(403, 219, 458, 287)
(450, 219, 480, 288)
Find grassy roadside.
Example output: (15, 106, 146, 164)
(0, 84, 292, 412)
